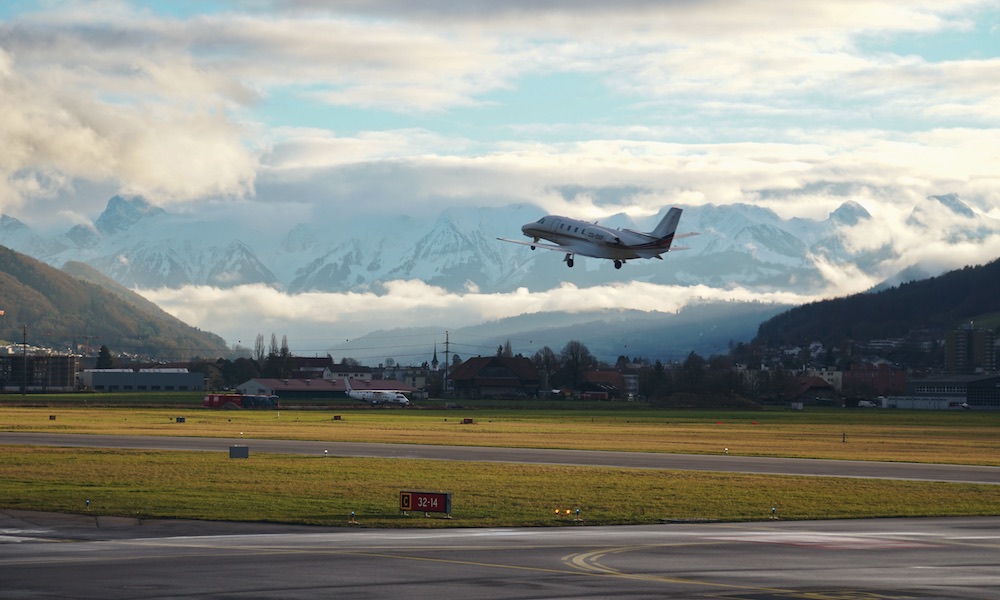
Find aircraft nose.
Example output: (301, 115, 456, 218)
(521, 223, 532, 235)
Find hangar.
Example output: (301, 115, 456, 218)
(79, 368, 205, 392)
(884, 374, 1000, 410)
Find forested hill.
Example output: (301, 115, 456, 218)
(0, 245, 228, 359)
(754, 257, 1000, 346)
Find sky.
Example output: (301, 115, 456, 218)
(2, 1, 1000, 358)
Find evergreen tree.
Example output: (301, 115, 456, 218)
(96, 345, 115, 369)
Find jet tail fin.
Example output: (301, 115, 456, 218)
(343, 377, 352, 392)
(650, 207, 683, 241)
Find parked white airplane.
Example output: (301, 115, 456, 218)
(344, 378, 410, 406)
(498, 207, 697, 269)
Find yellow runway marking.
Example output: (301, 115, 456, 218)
(560, 544, 915, 599)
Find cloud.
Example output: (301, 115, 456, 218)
(254, 125, 999, 224)
(2, 0, 999, 351)
(138, 278, 833, 355)
(0, 34, 258, 213)
(3, 1, 998, 222)
(275, 1, 979, 37)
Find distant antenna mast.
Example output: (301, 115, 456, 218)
(22, 325, 27, 396)
(444, 330, 450, 394)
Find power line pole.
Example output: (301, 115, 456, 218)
(22, 325, 27, 396)
(443, 330, 450, 395)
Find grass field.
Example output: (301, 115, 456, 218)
(2, 403, 999, 527)
(4, 405, 1000, 464)
(3, 446, 998, 527)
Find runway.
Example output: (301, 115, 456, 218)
(2, 431, 1000, 484)
(3, 433, 1000, 597)
(2, 511, 999, 599)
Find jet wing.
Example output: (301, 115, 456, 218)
(622, 230, 700, 240)
(496, 237, 569, 252)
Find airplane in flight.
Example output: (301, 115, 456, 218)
(498, 206, 696, 269)
(343, 378, 410, 406)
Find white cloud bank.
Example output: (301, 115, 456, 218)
(138, 279, 838, 354)
(2, 1, 998, 220)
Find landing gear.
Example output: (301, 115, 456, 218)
(564, 253, 574, 268)
(614, 260, 623, 269)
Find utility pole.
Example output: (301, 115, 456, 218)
(22, 325, 27, 396)
(443, 330, 450, 395)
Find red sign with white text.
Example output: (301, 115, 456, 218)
(400, 491, 452, 514)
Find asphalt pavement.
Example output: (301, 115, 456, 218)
(2, 511, 999, 599)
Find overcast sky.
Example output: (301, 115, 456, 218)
(2, 1, 999, 357)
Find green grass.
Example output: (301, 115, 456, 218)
(2, 392, 205, 407)
(2, 446, 998, 527)
(4, 406, 1000, 465)
(3, 405, 1000, 527)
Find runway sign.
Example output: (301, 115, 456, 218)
(400, 490, 451, 514)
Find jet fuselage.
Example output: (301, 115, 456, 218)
(520, 216, 674, 260)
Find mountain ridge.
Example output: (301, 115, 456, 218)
(754, 255, 1000, 347)
(9, 194, 992, 296)
(0, 245, 229, 359)
(328, 302, 790, 365)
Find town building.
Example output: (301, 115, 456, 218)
(0, 353, 79, 392)
(447, 356, 540, 399)
(945, 326, 996, 373)
(841, 363, 906, 397)
(580, 370, 626, 400)
(375, 364, 435, 394)
(784, 376, 839, 406)
(320, 364, 373, 382)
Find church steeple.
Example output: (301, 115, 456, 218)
(431, 343, 439, 371)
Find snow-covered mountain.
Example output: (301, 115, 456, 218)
(2, 194, 997, 296)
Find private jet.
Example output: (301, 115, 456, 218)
(498, 207, 696, 269)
